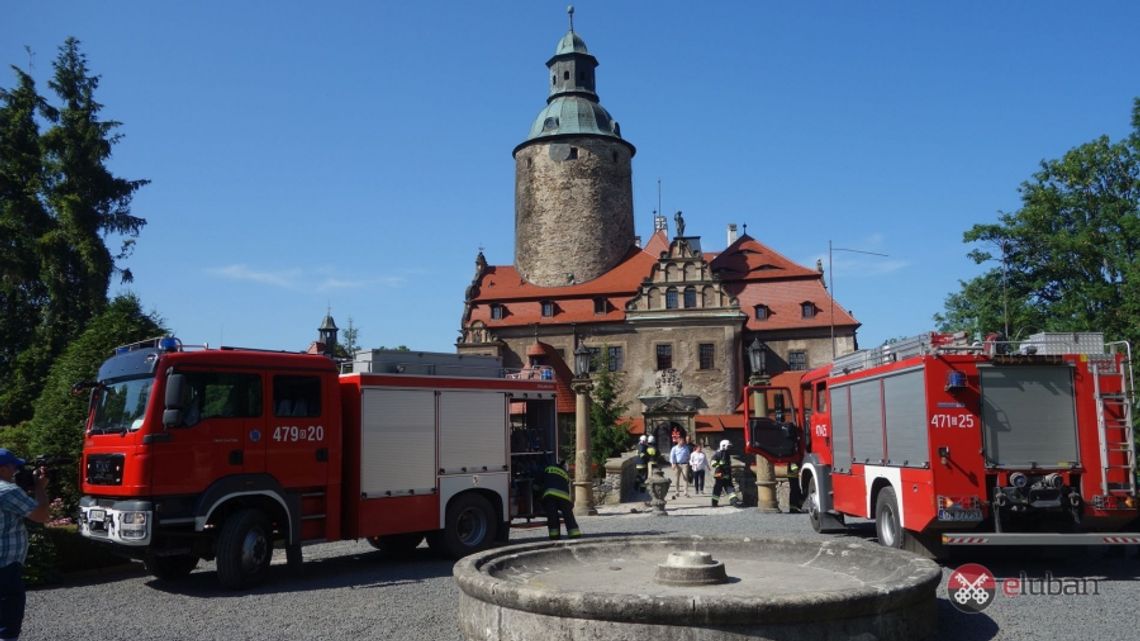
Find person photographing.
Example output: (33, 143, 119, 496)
(0, 449, 50, 641)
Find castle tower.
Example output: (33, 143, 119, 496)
(513, 6, 636, 287)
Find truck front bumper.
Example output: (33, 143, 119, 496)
(943, 532, 1140, 546)
(78, 496, 154, 546)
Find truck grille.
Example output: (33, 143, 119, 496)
(86, 454, 125, 486)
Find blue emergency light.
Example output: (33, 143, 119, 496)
(945, 371, 967, 390)
(159, 336, 180, 352)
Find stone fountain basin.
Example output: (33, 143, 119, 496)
(455, 535, 941, 641)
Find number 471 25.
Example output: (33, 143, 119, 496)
(930, 414, 975, 429)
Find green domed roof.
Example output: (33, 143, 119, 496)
(525, 95, 621, 140)
(555, 31, 589, 56)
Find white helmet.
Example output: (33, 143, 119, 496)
(639, 435, 647, 443)
(719, 439, 731, 451)
(648, 435, 656, 443)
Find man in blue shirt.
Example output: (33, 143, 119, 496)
(0, 449, 49, 641)
(668, 436, 693, 498)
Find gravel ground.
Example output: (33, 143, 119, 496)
(26, 503, 1139, 641)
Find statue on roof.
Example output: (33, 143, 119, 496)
(674, 210, 685, 236)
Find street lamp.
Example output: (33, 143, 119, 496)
(828, 240, 889, 358)
(747, 337, 767, 384)
(745, 336, 779, 512)
(571, 343, 597, 516)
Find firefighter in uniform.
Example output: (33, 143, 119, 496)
(635, 435, 649, 491)
(711, 439, 741, 507)
(540, 459, 581, 540)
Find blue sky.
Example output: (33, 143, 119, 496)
(4, 1, 1138, 353)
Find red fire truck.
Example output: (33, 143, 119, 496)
(746, 331, 1140, 556)
(75, 338, 558, 588)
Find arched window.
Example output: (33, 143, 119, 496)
(683, 287, 697, 308)
(665, 288, 679, 310)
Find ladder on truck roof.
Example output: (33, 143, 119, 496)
(1093, 341, 1136, 496)
(830, 331, 975, 373)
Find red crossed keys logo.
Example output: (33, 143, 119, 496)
(948, 563, 996, 613)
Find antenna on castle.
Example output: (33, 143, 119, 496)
(657, 178, 662, 225)
(567, 5, 575, 32)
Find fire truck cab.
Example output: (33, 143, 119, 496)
(748, 332, 1140, 555)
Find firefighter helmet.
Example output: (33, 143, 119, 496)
(719, 439, 731, 451)
(639, 435, 647, 443)
(648, 435, 656, 443)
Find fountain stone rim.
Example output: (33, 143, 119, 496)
(454, 535, 942, 626)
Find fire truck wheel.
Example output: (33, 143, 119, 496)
(367, 533, 425, 555)
(145, 552, 198, 580)
(874, 486, 904, 549)
(806, 477, 823, 533)
(432, 493, 498, 559)
(216, 509, 273, 589)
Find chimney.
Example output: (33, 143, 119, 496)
(727, 223, 738, 246)
(634, 235, 642, 248)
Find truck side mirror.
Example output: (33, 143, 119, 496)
(163, 374, 186, 428)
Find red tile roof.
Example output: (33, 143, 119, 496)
(467, 232, 858, 332)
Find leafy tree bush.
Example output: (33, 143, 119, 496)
(588, 347, 633, 468)
(938, 98, 1140, 345)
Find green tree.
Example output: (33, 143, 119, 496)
(0, 67, 53, 423)
(588, 347, 632, 468)
(39, 37, 149, 354)
(938, 99, 1140, 344)
(26, 294, 164, 506)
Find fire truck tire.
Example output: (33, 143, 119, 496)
(806, 477, 823, 533)
(367, 533, 424, 555)
(431, 493, 498, 559)
(874, 487, 906, 549)
(216, 509, 273, 590)
(145, 552, 198, 580)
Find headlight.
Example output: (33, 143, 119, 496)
(119, 511, 148, 540)
(121, 512, 147, 525)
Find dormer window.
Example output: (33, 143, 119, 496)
(490, 304, 505, 320)
(593, 297, 607, 314)
(754, 304, 769, 321)
(541, 300, 555, 317)
(801, 302, 817, 319)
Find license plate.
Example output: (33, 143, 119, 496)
(938, 509, 982, 522)
(89, 509, 106, 522)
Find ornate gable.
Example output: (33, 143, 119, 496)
(625, 235, 740, 317)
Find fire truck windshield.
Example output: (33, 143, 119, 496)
(92, 377, 154, 434)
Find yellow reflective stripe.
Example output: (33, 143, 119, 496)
(568, 529, 582, 537)
(543, 489, 571, 501)
(546, 466, 570, 481)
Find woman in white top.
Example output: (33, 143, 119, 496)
(689, 444, 710, 495)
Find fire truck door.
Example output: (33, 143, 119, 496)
(265, 374, 328, 490)
(152, 370, 267, 494)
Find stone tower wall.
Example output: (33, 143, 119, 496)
(514, 137, 634, 287)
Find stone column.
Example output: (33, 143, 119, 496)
(749, 380, 780, 513)
(572, 378, 597, 516)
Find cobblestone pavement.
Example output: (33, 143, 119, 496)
(26, 499, 1140, 641)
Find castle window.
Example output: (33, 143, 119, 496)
(540, 300, 555, 317)
(789, 350, 808, 370)
(608, 346, 624, 372)
(699, 344, 715, 370)
(665, 288, 679, 309)
(552, 75, 556, 86)
(683, 287, 697, 308)
(655, 344, 673, 370)
(568, 147, 578, 159)
(593, 297, 607, 314)
(801, 302, 817, 319)
(490, 304, 505, 320)
(563, 70, 570, 80)
(754, 304, 769, 321)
